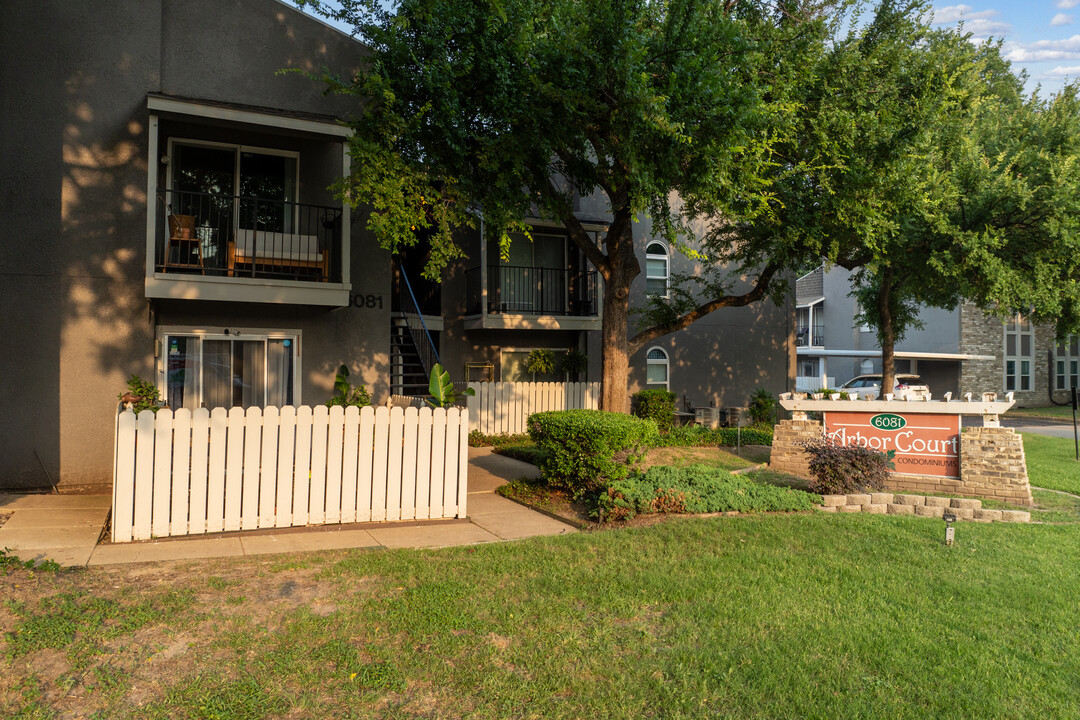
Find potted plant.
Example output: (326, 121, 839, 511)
(118, 374, 165, 414)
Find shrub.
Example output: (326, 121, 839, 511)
(119, 374, 164, 414)
(525, 348, 556, 375)
(326, 364, 372, 409)
(597, 465, 819, 521)
(656, 425, 774, 448)
(631, 389, 677, 431)
(527, 410, 658, 497)
(802, 437, 889, 495)
(748, 387, 776, 425)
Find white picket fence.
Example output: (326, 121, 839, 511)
(465, 381, 600, 435)
(111, 404, 469, 542)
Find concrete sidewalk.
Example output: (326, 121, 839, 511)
(0, 447, 576, 567)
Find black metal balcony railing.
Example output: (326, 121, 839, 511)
(156, 189, 343, 283)
(466, 265, 599, 317)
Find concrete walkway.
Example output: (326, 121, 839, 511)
(0, 447, 575, 567)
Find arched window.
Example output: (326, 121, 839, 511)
(646, 242, 669, 297)
(860, 359, 874, 375)
(646, 347, 669, 390)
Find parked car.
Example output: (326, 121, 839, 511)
(838, 374, 930, 400)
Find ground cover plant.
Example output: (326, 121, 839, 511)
(598, 465, 818, 521)
(4, 515, 1080, 718)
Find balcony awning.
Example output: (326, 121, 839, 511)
(147, 93, 352, 138)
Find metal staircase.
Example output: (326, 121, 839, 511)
(390, 267, 441, 397)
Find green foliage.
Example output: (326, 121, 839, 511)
(525, 348, 556, 376)
(658, 425, 774, 448)
(560, 348, 589, 381)
(527, 410, 658, 496)
(597, 465, 819, 521)
(326, 364, 372, 409)
(0, 548, 63, 574)
(748, 388, 776, 426)
(426, 363, 475, 408)
(631, 389, 677, 432)
(119, 374, 163, 414)
(802, 437, 889, 495)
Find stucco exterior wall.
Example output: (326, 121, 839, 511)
(0, 0, 370, 489)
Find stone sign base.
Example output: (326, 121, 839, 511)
(769, 419, 1033, 506)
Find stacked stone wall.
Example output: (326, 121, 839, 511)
(769, 419, 821, 478)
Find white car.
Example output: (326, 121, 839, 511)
(838, 374, 930, 400)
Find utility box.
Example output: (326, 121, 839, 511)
(695, 407, 720, 429)
(725, 407, 749, 427)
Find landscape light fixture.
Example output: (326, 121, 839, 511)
(943, 512, 957, 546)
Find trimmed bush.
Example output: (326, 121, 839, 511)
(631, 389, 677, 431)
(657, 425, 774, 448)
(802, 438, 889, 494)
(598, 465, 819, 521)
(527, 410, 658, 496)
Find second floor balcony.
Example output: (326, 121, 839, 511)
(465, 264, 601, 331)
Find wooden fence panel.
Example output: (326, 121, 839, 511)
(112, 403, 468, 542)
(466, 381, 601, 434)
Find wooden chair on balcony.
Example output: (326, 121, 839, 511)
(164, 214, 204, 273)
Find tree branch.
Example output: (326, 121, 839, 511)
(628, 262, 781, 355)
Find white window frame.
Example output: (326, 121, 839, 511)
(646, 346, 670, 390)
(1003, 314, 1034, 392)
(645, 241, 669, 298)
(156, 325, 302, 409)
(1055, 335, 1079, 391)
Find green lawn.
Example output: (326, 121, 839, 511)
(1020, 432, 1080, 494)
(1007, 404, 1077, 420)
(4, 515, 1080, 718)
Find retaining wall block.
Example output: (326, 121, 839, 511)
(870, 493, 894, 505)
(822, 495, 848, 507)
(864, 504, 887, 515)
(915, 505, 945, 518)
(839, 505, 862, 513)
(887, 504, 915, 515)
(847, 494, 872, 506)
(950, 498, 982, 510)
(974, 509, 1003, 522)
(1000, 510, 1031, 523)
(815, 505, 839, 513)
(924, 497, 952, 508)
(895, 495, 926, 506)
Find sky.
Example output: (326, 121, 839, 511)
(930, 0, 1080, 94)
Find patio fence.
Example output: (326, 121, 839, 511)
(465, 381, 600, 435)
(112, 404, 469, 542)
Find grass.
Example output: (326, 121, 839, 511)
(1007, 404, 1077, 420)
(1020, 432, 1080, 494)
(4, 516, 1080, 718)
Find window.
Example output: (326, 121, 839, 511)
(499, 349, 564, 382)
(645, 242, 669, 297)
(1055, 335, 1080, 391)
(646, 347, 669, 389)
(158, 327, 300, 410)
(1004, 315, 1033, 392)
(860, 359, 874, 375)
(796, 308, 810, 347)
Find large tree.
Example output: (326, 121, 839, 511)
(298, 0, 840, 412)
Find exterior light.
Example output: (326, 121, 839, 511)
(943, 512, 957, 546)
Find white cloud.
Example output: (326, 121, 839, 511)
(1058, 0, 1079, 9)
(1005, 34, 1080, 61)
(1046, 64, 1080, 74)
(1052, 12, 1074, 26)
(931, 5, 1011, 35)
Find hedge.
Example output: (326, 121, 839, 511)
(527, 410, 658, 497)
(656, 425, 774, 448)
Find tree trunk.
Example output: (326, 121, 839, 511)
(878, 268, 896, 398)
(598, 217, 639, 414)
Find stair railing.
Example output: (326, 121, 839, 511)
(398, 266, 441, 376)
